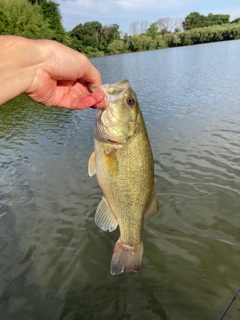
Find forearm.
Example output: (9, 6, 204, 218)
(0, 36, 40, 105)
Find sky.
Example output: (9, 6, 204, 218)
(58, 0, 240, 34)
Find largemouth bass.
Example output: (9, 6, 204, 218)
(88, 79, 158, 275)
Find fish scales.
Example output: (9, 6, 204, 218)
(96, 124, 152, 242)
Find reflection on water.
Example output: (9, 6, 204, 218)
(1, 41, 240, 319)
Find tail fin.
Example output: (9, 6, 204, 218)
(110, 240, 143, 275)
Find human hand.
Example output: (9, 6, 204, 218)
(27, 40, 105, 109)
(0, 36, 105, 109)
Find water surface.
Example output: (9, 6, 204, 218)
(1, 40, 240, 319)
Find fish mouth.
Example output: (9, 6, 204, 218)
(92, 80, 131, 145)
(89, 79, 129, 94)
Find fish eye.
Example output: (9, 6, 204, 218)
(127, 97, 135, 106)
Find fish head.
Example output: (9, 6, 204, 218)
(90, 80, 140, 144)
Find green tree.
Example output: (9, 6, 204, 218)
(155, 35, 168, 48)
(111, 24, 120, 40)
(182, 12, 205, 30)
(27, 0, 45, 4)
(40, 0, 67, 43)
(176, 23, 240, 46)
(183, 12, 230, 30)
(231, 17, 240, 24)
(69, 21, 107, 56)
(126, 34, 143, 51)
(146, 22, 159, 38)
(102, 24, 120, 43)
(0, 0, 69, 44)
(108, 40, 126, 55)
(0, 10, 8, 33)
(148, 39, 157, 50)
(139, 35, 152, 50)
(206, 13, 229, 26)
(0, 0, 52, 38)
(159, 27, 169, 35)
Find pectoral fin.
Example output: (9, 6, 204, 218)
(88, 152, 96, 177)
(144, 188, 159, 217)
(95, 197, 118, 232)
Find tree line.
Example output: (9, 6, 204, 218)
(1, 0, 240, 57)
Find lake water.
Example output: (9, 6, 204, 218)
(0, 40, 240, 319)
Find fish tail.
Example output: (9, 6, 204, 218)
(110, 240, 143, 275)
